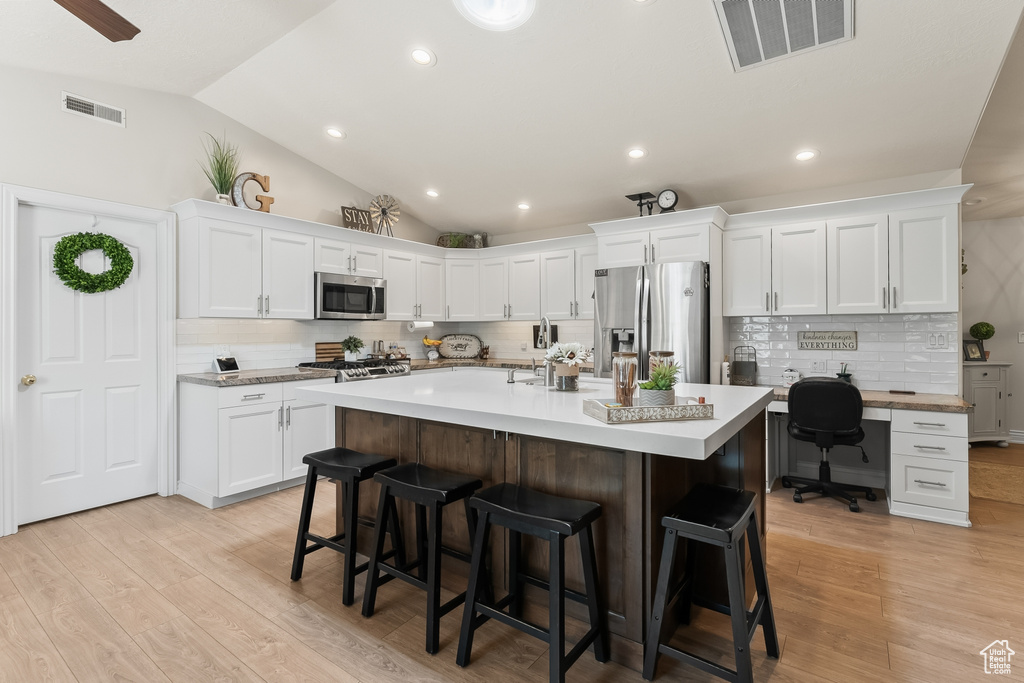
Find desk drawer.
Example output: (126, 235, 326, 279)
(891, 453, 968, 512)
(891, 410, 967, 437)
(218, 383, 283, 408)
(890, 431, 967, 462)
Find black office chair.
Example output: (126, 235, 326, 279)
(781, 377, 877, 512)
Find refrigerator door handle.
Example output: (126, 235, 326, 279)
(637, 266, 650, 374)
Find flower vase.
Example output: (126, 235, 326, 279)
(554, 363, 579, 391)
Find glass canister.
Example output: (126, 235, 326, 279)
(649, 350, 675, 374)
(612, 352, 638, 407)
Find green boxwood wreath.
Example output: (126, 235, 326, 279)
(53, 232, 134, 293)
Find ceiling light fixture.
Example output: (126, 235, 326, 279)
(325, 127, 345, 139)
(426, 189, 439, 198)
(628, 147, 647, 159)
(795, 149, 818, 161)
(453, 0, 536, 31)
(518, 203, 531, 210)
(411, 48, 437, 66)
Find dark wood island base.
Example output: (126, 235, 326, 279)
(334, 407, 766, 672)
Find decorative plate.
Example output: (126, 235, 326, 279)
(438, 334, 482, 359)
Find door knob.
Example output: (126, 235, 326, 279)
(21, 374, 37, 386)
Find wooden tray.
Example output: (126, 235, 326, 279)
(583, 398, 714, 424)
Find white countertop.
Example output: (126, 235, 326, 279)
(295, 369, 774, 460)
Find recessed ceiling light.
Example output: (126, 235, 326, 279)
(627, 147, 647, 159)
(453, 0, 536, 31)
(964, 197, 986, 206)
(518, 203, 530, 210)
(325, 127, 345, 139)
(426, 189, 439, 198)
(795, 149, 818, 161)
(411, 48, 436, 66)
(633, 0, 657, 4)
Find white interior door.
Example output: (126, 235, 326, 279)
(16, 205, 158, 524)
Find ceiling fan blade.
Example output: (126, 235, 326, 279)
(54, 0, 140, 42)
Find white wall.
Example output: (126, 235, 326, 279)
(0, 64, 441, 244)
(962, 216, 1024, 431)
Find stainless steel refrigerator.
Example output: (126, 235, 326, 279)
(593, 261, 709, 383)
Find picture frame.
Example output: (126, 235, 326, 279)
(963, 339, 986, 361)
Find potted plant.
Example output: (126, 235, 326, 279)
(340, 335, 364, 362)
(638, 362, 679, 406)
(199, 132, 239, 204)
(969, 321, 995, 360)
(836, 362, 852, 383)
(544, 342, 592, 391)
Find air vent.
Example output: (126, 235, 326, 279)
(714, 0, 854, 72)
(61, 91, 126, 127)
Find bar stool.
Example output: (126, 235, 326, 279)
(457, 483, 608, 683)
(290, 447, 403, 606)
(361, 462, 483, 654)
(643, 483, 779, 683)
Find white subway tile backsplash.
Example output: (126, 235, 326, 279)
(727, 313, 959, 395)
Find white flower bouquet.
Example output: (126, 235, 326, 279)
(544, 342, 592, 367)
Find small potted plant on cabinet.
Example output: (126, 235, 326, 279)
(969, 321, 995, 360)
(340, 335, 364, 362)
(638, 362, 679, 406)
(199, 132, 239, 204)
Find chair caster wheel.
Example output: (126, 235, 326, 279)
(865, 491, 877, 502)
(849, 501, 860, 512)
(781, 477, 793, 489)
(793, 493, 803, 503)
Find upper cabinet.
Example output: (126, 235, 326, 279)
(460, 254, 539, 321)
(597, 224, 713, 268)
(384, 250, 444, 321)
(722, 222, 826, 317)
(827, 205, 958, 314)
(314, 238, 383, 278)
(180, 216, 314, 319)
(540, 246, 598, 320)
(446, 259, 480, 321)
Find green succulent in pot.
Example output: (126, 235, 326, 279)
(640, 362, 680, 391)
(969, 322, 995, 341)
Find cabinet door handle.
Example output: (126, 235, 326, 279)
(418, 303, 422, 318)
(913, 479, 946, 487)
(774, 292, 778, 311)
(242, 393, 265, 401)
(882, 287, 887, 310)
(508, 304, 512, 317)
(891, 287, 897, 309)
(265, 295, 270, 315)
(912, 421, 946, 428)
(765, 292, 770, 312)
(504, 304, 508, 318)
(447, 305, 450, 319)
(914, 444, 947, 451)
(644, 244, 648, 264)
(257, 296, 263, 317)
(278, 407, 283, 430)
(575, 301, 579, 317)
(347, 255, 352, 272)
(286, 405, 291, 427)
(651, 245, 655, 262)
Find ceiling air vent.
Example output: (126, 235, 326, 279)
(61, 91, 126, 127)
(714, 0, 854, 72)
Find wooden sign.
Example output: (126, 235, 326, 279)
(797, 331, 857, 350)
(342, 206, 373, 232)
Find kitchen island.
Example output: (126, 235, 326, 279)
(296, 370, 773, 670)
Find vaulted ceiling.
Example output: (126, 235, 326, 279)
(2, 0, 1022, 234)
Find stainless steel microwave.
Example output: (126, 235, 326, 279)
(315, 272, 386, 320)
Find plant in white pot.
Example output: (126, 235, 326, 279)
(199, 132, 239, 205)
(340, 335, 364, 362)
(638, 362, 679, 406)
(544, 342, 592, 391)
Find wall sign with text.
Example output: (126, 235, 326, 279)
(342, 206, 373, 232)
(797, 331, 858, 350)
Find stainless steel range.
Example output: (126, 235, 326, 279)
(297, 358, 411, 382)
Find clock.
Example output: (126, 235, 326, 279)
(657, 189, 678, 212)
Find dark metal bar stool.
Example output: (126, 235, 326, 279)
(643, 483, 779, 683)
(290, 447, 403, 606)
(457, 483, 608, 683)
(361, 462, 483, 654)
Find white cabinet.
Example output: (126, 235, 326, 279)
(384, 251, 445, 321)
(478, 254, 540, 321)
(183, 217, 313, 319)
(178, 378, 335, 508)
(314, 238, 383, 278)
(827, 205, 958, 314)
(964, 362, 1011, 446)
(540, 246, 597, 320)
(597, 225, 712, 268)
(446, 259, 480, 321)
(479, 257, 509, 321)
(723, 227, 771, 316)
(888, 410, 970, 527)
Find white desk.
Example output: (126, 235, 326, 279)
(767, 389, 973, 527)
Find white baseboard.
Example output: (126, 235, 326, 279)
(889, 499, 972, 527)
(792, 462, 886, 490)
(1008, 430, 1024, 444)
(177, 477, 307, 510)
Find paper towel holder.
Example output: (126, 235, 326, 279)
(407, 320, 435, 333)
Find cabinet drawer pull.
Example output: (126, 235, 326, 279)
(912, 421, 946, 428)
(241, 393, 265, 400)
(914, 444, 946, 451)
(913, 479, 946, 487)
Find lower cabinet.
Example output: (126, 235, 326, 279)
(888, 409, 970, 527)
(179, 378, 335, 508)
(963, 361, 1011, 446)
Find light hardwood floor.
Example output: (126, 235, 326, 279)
(1, 481, 1022, 682)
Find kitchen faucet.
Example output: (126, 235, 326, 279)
(539, 316, 555, 386)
